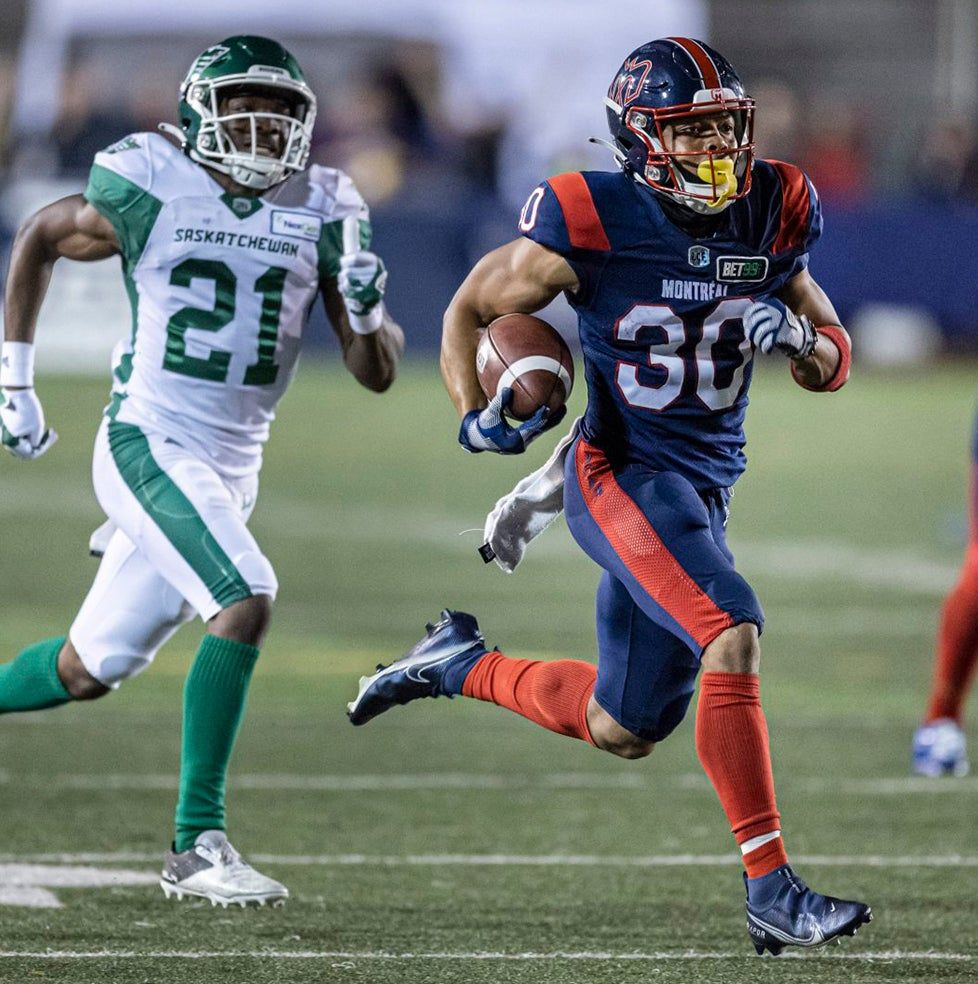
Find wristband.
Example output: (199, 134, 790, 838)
(0, 341, 35, 388)
(790, 325, 851, 392)
(348, 304, 384, 335)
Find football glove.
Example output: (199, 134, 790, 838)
(459, 387, 566, 455)
(338, 251, 387, 317)
(744, 298, 818, 359)
(0, 387, 58, 459)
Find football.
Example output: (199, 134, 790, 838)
(475, 314, 575, 420)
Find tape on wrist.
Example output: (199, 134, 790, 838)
(0, 341, 35, 388)
(348, 305, 385, 335)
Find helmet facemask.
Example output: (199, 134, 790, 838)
(182, 70, 316, 190)
(609, 91, 755, 214)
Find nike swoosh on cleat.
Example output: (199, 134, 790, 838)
(750, 914, 824, 947)
(404, 652, 458, 685)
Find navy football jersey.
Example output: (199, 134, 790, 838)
(518, 160, 822, 490)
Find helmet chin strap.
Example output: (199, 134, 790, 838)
(158, 122, 186, 146)
(588, 135, 628, 167)
(229, 159, 284, 190)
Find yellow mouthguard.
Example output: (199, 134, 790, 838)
(697, 159, 738, 207)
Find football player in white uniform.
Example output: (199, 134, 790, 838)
(0, 36, 404, 907)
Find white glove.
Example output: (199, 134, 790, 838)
(744, 298, 817, 358)
(0, 387, 58, 459)
(480, 417, 581, 572)
(338, 216, 387, 333)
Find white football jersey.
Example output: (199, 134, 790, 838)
(85, 132, 369, 477)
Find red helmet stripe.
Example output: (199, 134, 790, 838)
(547, 172, 611, 252)
(666, 37, 721, 90)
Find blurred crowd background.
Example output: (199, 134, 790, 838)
(0, 0, 975, 365)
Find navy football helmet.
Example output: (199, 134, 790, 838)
(603, 37, 755, 214)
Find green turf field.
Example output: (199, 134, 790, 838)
(1, 360, 977, 983)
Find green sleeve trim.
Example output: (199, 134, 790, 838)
(85, 163, 163, 268)
(316, 217, 372, 280)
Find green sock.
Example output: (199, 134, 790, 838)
(0, 637, 70, 713)
(174, 634, 259, 852)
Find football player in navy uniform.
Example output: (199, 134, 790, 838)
(349, 38, 871, 953)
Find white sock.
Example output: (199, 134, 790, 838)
(740, 830, 782, 855)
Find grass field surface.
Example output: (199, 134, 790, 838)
(1, 360, 976, 983)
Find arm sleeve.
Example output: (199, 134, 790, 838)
(84, 134, 162, 267)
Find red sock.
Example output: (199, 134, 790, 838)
(695, 671, 787, 879)
(462, 651, 596, 744)
(925, 548, 978, 723)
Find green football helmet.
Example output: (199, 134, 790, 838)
(174, 35, 317, 190)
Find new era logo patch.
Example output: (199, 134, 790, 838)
(270, 211, 322, 241)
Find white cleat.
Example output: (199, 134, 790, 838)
(912, 719, 969, 777)
(159, 830, 289, 907)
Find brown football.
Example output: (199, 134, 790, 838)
(475, 314, 575, 421)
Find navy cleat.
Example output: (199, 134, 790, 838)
(347, 610, 488, 726)
(745, 866, 872, 956)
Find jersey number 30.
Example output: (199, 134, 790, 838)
(616, 298, 753, 412)
(164, 258, 286, 386)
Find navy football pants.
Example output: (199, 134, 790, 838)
(563, 437, 764, 742)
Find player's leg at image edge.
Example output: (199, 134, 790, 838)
(0, 630, 287, 907)
(0, 437, 289, 909)
(348, 609, 872, 954)
(913, 546, 976, 777)
(0, 637, 72, 713)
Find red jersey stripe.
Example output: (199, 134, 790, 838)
(667, 37, 721, 90)
(767, 159, 812, 254)
(547, 172, 612, 252)
(575, 440, 734, 648)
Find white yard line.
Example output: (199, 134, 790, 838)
(0, 949, 971, 962)
(476, 530, 960, 596)
(0, 865, 158, 908)
(48, 772, 652, 791)
(1, 852, 976, 868)
(22, 772, 978, 795)
(730, 539, 958, 594)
